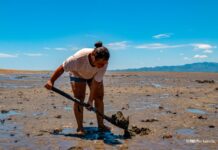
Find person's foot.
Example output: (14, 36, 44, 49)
(98, 125, 111, 132)
(76, 128, 86, 135)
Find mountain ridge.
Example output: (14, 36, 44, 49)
(111, 62, 218, 72)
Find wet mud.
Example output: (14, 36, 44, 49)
(0, 71, 218, 149)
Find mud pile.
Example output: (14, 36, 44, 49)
(128, 125, 151, 136)
(110, 111, 151, 138)
(111, 111, 129, 130)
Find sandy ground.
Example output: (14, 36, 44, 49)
(0, 71, 217, 150)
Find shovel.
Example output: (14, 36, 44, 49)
(51, 87, 129, 131)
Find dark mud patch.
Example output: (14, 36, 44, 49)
(128, 125, 151, 136)
(162, 134, 173, 139)
(141, 119, 158, 122)
(198, 115, 207, 120)
(208, 125, 215, 128)
(195, 80, 215, 84)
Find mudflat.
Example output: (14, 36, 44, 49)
(0, 71, 217, 149)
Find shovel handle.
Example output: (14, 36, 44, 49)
(51, 86, 126, 130)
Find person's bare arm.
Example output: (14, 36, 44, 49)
(44, 65, 64, 90)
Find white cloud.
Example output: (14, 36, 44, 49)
(54, 48, 67, 51)
(24, 53, 43, 57)
(0, 53, 18, 58)
(106, 41, 129, 50)
(191, 43, 215, 54)
(135, 43, 184, 49)
(192, 43, 213, 50)
(193, 54, 208, 59)
(152, 33, 172, 39)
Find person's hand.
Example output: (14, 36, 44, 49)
(87, 100, 93, 111)
(44, 80, 54, 90)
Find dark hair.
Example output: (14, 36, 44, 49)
(93, 41, 110, 60)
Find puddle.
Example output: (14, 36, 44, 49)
(186, 108, 206, 114)
(0, 110, 21, 120)
(160, 93, 170, 99)
(0, 83, 34, 89)
(151, 83, 162, 88)
(176, 128, 196, 135)
(64, 106, 72, 111)
(0, 110, 25, 148)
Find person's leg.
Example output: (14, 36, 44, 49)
(71, 81, 86, 133)
(88, 80, 110, 131)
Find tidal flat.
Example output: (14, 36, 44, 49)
(0, 70, 217, 149)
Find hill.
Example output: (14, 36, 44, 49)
(113, 62, 218, 72)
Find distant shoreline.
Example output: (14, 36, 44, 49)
(1, 68, 218, 76)
(0, 69, 51, 74)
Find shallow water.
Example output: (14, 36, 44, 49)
(1, 72, 217, 149)
(0, 110, 21, 120)
(186, 108, 206, 114)
(176, 128, 196, 135)
(0, 73, 69, 89)
(151, 83, 162, 88)
(64, 106, 72, 111)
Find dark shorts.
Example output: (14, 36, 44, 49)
(70, 76, 93, 83)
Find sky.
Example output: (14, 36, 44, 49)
(0, 0, 218, 70)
